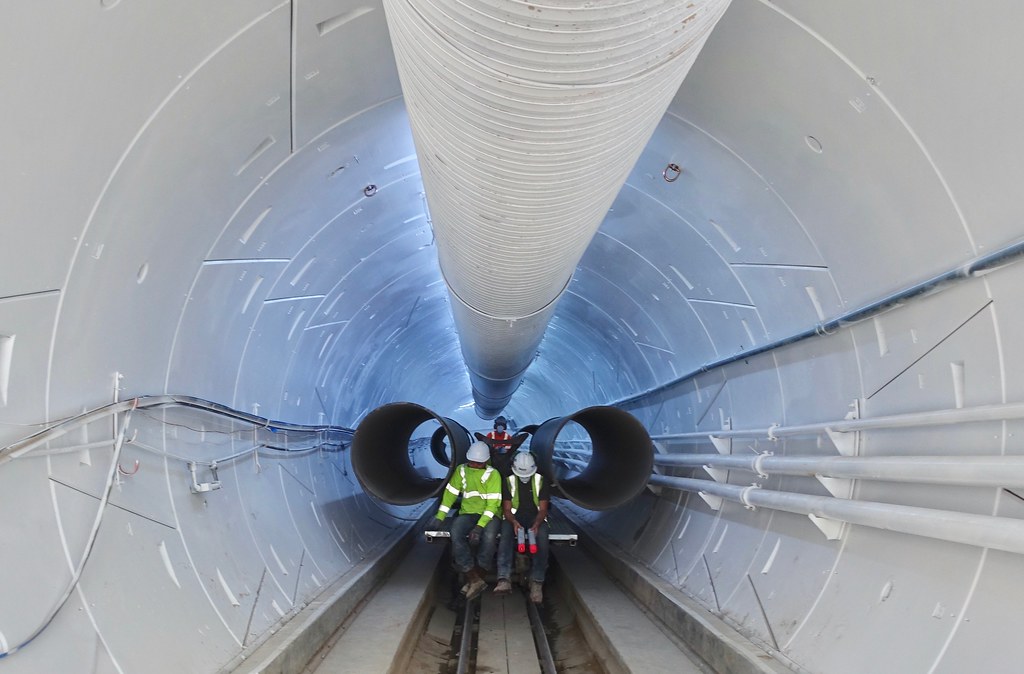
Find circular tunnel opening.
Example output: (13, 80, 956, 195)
(548, 420, 590, 476)
(530, 406, 653, 511)
(430, 425, 454, 466)
(351, 402, 471, 505)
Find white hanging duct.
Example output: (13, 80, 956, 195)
(382, 0, 734, 416)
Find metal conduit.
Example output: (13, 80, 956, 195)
(648, 474, 1024, 556)
(616, 235, 1024, 409)
(382, 0, 733, 417)
(652, 453, 1024, 489)
(650, 400, 1024, 442)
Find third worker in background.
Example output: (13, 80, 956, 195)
(494, 451, 550, 603)
(486, 415, 515, 476)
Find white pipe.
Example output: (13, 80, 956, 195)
(652, 453, 1024, 488)
(649, 474, 748, 501)
(382, 0, 733, 416)
(648, 474, 1024, 556)
(650, 401, 1024, 442)
(654, 453, 755, 470)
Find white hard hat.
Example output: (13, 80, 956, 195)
(466, 441, 490, 463)
(512, 452, 537, 479)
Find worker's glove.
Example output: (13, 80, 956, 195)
(467, 525, 484, 546)
(425, 519, 439, 535)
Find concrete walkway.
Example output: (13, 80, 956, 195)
(555, 546, 710, 674)
(308, 539, 444, 673)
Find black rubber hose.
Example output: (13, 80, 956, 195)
(530, 406, 653, 510)
(351, 402, 471, 505)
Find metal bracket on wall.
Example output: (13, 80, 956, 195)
(189, 461, 221, 494)
(648, 441, 667, 496)
(825, 399, 862, 457)
(703, 465, 730, 483)
(709, 417, 732, 454)
(816, 475, 854, 499)
(808, 514, 846, 541)
(698, 491, 724, 511)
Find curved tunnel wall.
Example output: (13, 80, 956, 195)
(1, 1, 1024, 672)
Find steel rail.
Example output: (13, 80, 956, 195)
(455, 596, 477, 674)
(526, 596, 557, 674)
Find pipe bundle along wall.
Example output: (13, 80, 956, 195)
(648, 474, 1024, 556)
(381, 0, 734, 416)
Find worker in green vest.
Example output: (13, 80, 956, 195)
(493, 451, 550, 603)
(432, 440, 502, 600)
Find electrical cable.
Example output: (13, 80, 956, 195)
(0, 400, 136, 659)
(0, 396, 360, 658)
(0, 412, 80, 428)
(134, 410, 256, 437)
(0, 395, 354, 466)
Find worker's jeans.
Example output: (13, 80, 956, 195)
(497, 519, 550, 583)
(450, 514, 500, 573)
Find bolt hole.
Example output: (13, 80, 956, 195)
(663, 163, 682, 182)
(805, 136, 823, 153)
(363, 184, 378, 197)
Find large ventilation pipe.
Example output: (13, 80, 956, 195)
(351, 402, 470, 505)
(382, 0, 734, 417)
(530, 406, 654, 510)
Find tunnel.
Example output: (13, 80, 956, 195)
(2, 1, 1024, 672)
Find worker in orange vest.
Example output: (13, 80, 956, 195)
(486, 416, 514, 475)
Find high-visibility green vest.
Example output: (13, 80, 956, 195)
(435, 464, 502, 527)
(508, 473, 543, 514)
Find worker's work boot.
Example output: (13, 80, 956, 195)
(493, 578, 512, 595)
(460, 568, 478, 596)
(464, 569, 487, 600)
(529, 581, 543, 604)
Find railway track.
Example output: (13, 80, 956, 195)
(452, 589, 557, 674)
(296, 521, 716, 674)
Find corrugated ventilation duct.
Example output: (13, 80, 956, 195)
(383, 0, 733, 417)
